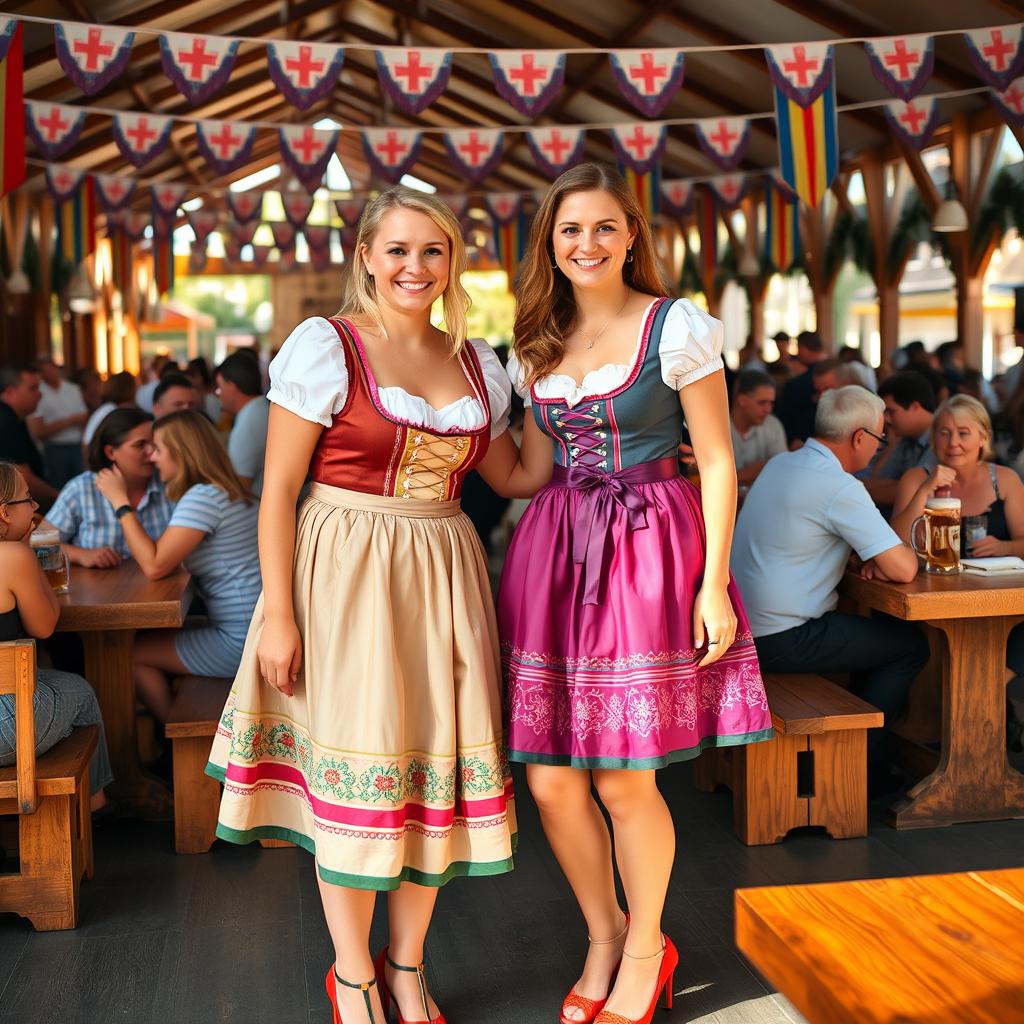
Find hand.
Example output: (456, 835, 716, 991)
(693, 584, 738, 668)
(968, 535, 1009, 557)
(923, 465, 957, 497)
(257, 616, 302, 697)
(77, 546, 121, 569)
(678, 442, 697, 468)
(94, 466, 129, 508)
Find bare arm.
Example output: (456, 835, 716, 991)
(28, 411, 88, 441)
(475, 415, 554, 498)
(680, 370, 738, 667)
(868, 541, 919, 583)
(890, 466, 956, 543)
(972, 467, 1024, 557)
(6, 544, 59, 638)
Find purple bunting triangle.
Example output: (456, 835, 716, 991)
(195, 119, 257, 176)
(884, 97, 941, 148)
(608, 49, 685, 117)
(864, 35, 934, 101)
(376, 48, 453, 115)
(267, 41, 345, 111)
(765, 43, 834, 107)
(694, 117, 751, 171)
(26, 101, 87, 160)
(965, 25, 1024, 92)
(94, 175, 136, 212)
(54, 22, 134, 96)
(112, 112, 173, 168)
(489, 51, 565, 117)
(525, 127, 586, 179)
(361, 129, 422, 184)
(444, 129, 504, 183)
(278, 126, 338, 192)
(227, 191, 263, 224)
(159, 31, 238, 106)
(608, 123, 666, 175)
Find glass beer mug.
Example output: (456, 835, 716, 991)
(910, 497, 961, 574)
(30, 526, 70, 594)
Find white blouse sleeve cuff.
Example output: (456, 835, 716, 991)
(659, 299, 726, 391)
(505, 351, 533, 408)
(267, 317, 349, 427)
(468, 338, 513, 440)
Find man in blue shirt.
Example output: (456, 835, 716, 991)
(216, 352, 269, 497)
(732, 386, 929, 789)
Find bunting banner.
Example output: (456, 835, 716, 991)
(439, 194, 469, 219)
(278, 126, 338, 192)
(303, 224, 331, 251)
(376, 48, 453, 115)
(885, 96, 940, 148)
(151, 181, 187, 218)
(526, 127, 586, 179)
(608, 49, 685, 117)
(124, 211, 148, 242)
(188, 241, 208, 274)
(271, 222, 296, 251)
(159, 31, 238, 106)
(768, 44, 838, 209)
(57, 176, 97, 268)
(54, 22, 134, 96)
(361, 128, 422, 183)
(195, 119, 257, 176)
(153, 233, 174, 296)
(0, 20, 24, 199)
(281, 190, 314, 228)
(94, 173, 136, 212)
(339, 226, 357, 254)
(26, 101, 87, 160)
(698, 187, 717, 287)
(45, 163, 85, 203)
(991, 77, 1024, 127)
(484, 193, 523, 225)
(278, 248, 297, 272)
(187, 209, 220, 244)
(660, 179, 693, 218)
(334, 199, 365, 226)
(444, 129, 504, 183)
(863, 34, 934, 100)
(609, 122, 667, 175)
(309, 244, 332, 272)
(223, 237, 243, 262)
(764, 177, 800, 272)
(229, 220, 259, 246)
(620, 166, 661, 220)
(489, 51, 565, 117)
(765, 43, 835, 107)
(227, 190, 263, 223)
(251, 244, 272, 267)
(266, 41, 345, 111)
(112, 111, 173, 167)
(694, 117, 751, 171)
(709, 173, 747, 209)
(964, 25, 1024, 92)
(491, 209, 527, 289)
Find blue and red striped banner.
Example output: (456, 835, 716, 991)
(772, 76, 838, 210)
(764, 178, 800, 272)
(57, 176, 97, 268)
(619, 165, 661, 221)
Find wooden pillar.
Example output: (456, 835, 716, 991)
(800, 201, 838, 350)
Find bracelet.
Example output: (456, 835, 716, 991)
(114, 504, 135, 520)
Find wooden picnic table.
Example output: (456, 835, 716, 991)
(55, 560, 190, 817)
(841, 569, 1024, 830)
(735, 867, 1024, 1024)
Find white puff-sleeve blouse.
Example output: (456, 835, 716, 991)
(267, 317, 511, 439)
(506, 298, 725, 409)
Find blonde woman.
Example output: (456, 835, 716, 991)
(94, 411, 260, 723)
(206, 187, 519, 1024)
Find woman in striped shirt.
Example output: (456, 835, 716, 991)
(95, 411, 261, 722)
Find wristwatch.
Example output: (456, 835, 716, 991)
(114, 504, 135, 520)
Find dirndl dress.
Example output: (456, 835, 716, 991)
(499, 298, 773, 769)
(208, 317, 516, 890)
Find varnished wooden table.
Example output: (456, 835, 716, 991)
(736, 868, 1024, 1023)
(55, 561, 190, 817)
(841, 570, 1024, 829)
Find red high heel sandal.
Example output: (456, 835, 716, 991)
(592, 936, 679, 1024)
(559, 915, 629, 1024)
(325, 963, 378, 1024)
(373, 947, 447, 1024)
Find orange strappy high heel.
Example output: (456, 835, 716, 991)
(592, 936, 679, 1024)
(325, 964, 378, 1024)
(559, 915, 630, 1024)
(373, 947, 447, 1024)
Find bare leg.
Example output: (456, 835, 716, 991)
(527, 764, 628, 1022)
(133, 629, 189, 723)
(317, 874, 386, 1023)
(592, 769, 675, 1020)
(385, 882, 441, 1020)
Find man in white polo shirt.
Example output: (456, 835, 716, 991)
(731, 386, 929, 790)
(28, 355, 88, 488)
(731, 368, 787, 484)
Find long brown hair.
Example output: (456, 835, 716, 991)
(338, 186, 471, 354)
(154, 411, 252, 504)
(513, 163, 667, 386)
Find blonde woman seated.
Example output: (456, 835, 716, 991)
(95, 411, 261, 722)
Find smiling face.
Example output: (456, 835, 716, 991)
(104, 422, 154, 485)
(148, 431, 181, 484)
(360, 207, 451, 318)
(550, 189, 637, 292)
(933, 410, 988, 468)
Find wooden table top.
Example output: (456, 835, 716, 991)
(841, 569, 1024, 621)
(56, 561, 191, 633)
(736, 867, 1024, 1024)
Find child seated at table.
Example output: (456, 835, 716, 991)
(0, 462, 114, 810)
(94, 412, 261, 722)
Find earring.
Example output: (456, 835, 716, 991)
(550, 253, 558, 270)
(626, 248, 634, 264)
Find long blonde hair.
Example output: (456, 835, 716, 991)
(0, 461, 18, 506)
(513, 163, 667, 387)
(338, 187, 471, 354)
(933, 394, 995, 461)
(154, 411, 252, 504)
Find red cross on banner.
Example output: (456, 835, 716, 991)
(863, 34, 934, 100)
(526, 126, 586, 179)
(361, 128, 423, 184)
(44, 163, 85, 202)
(159, 31, 239, 105)
(113, 111, 174, 167)
(271, 222, 296, 252)
(196, 119, 257, 175)
(54, 22, 134, 95)
(94, 174, 136, 212)
(965, 25, 1024, 92)
(187, 209, 220, 244)
(765, 42, 834, 107)
(267, 41, 345, 111)
(278, 125, 339, 193)
(281, 190, 314, 228)
(377, 48, 453, 114)
(489, 51, 565, 116)
(484, 193, 523, 225)
(444, 129, 505, 183)
(709, 174, 747, 209)
(228, 191, 263, 224)
(152, 181, 187, 218)
(26, 100, 87, 160)
(609, 49, 686, 117)
(659, 180, 693, 217)
(608, 122, 667, 174)
(990, 76, 1024, 127)
(884, 96, 939, 148)
(694, 116, 751, 171)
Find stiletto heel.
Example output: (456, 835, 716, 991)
(559, 914, 629, 1024)
(374, 946, 446, 1024)
(325, 964, 378, 1024)
(593, 936, 679, 1024)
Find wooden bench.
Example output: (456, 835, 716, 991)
(166, 676, 292, 854)
(736, 867, 1024, 1023)
(693, 673, 883, 845)
(0, 639, 97, 930)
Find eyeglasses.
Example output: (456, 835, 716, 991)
(5, 497, 39, 508)
(859, 427, 889, 449)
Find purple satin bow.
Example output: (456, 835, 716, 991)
(555, 457, 680, 606)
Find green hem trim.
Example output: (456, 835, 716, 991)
(507, 727, 777, 770)
(213, 822, 517, 891)
(206, 761, 226, 783)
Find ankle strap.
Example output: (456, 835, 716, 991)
(385, 954, 430, 1020)
(623, 941, 666, 962)
(588, 914, 629, 945)
(335, 970, 376, 1020)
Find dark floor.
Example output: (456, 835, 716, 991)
(2, 758, 1024, 1024)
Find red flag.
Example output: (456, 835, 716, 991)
(0, 20, 26, 199)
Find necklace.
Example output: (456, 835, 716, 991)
(576, 292, 632, 351)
